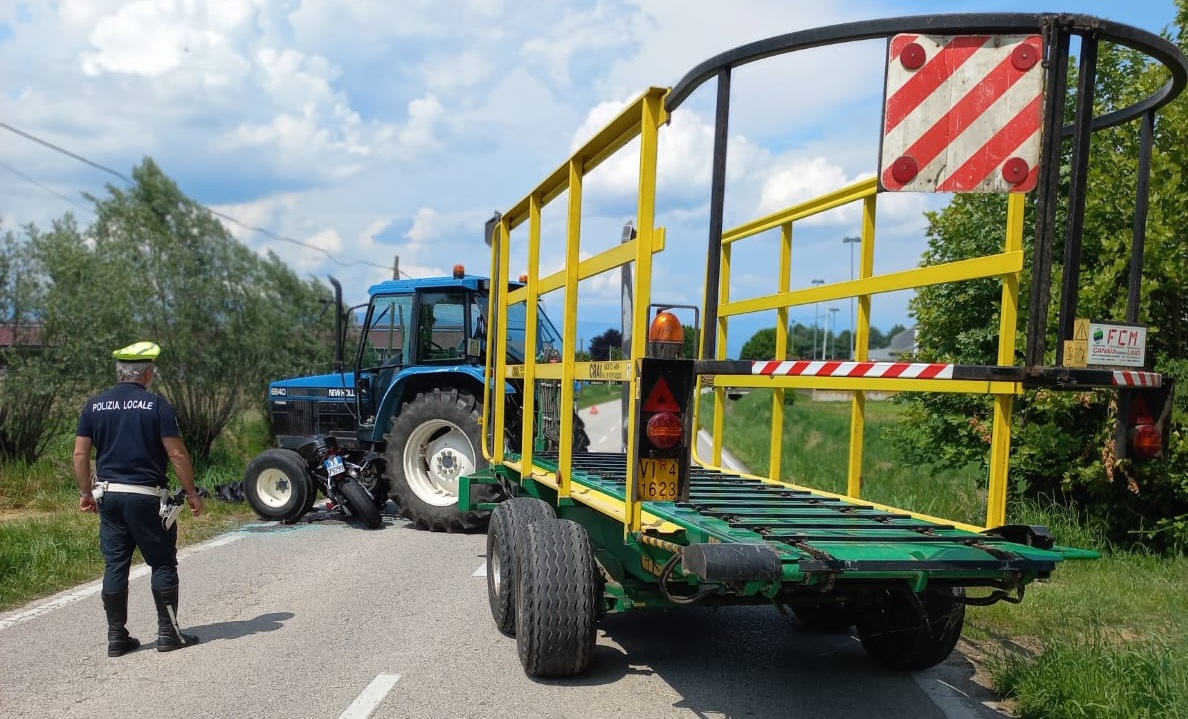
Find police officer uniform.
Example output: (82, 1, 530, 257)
(73, 341, 204, 656)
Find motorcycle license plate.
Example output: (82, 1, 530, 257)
(324, 455, 345, 477)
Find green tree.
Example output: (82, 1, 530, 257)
(741, 322, 899, 361)
(0, 222, 87, 464)
(740, 328, 776, 360)
(588, 328, 622, 361)
(33, 158, 333, 461)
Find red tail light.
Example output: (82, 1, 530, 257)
(646, 411, 683, 449)
(1130, 423, 1163, 460)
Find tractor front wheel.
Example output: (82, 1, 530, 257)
(243, 449, 313, 524)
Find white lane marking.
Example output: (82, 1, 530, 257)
(0, 531, 243, 631)
(472, 562, 486, 577)
(183, 534, 243, 553)
(912, 672, 984, 719)
(339, 673, 401, 719)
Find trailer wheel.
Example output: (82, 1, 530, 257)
(515, 518, 600, 677)
(487, 498, 555, 636)
(856, 585, 965, 670)
(339, 478, 383, 529)
(243, 449, 313, 524)
(384, 388, 498, 532)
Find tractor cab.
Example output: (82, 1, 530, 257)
(267, 268, 563, 453)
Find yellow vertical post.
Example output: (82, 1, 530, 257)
(986, 192, 1025, 529)
(488, 218, 511, 464)
(520, 194, 543, 475)
(770, 222, 792, 480)
(626, 91, 665, 534)
(846, 196, 877, 498)
(712, 243, 730, 467)
(558, 160, 583, 498)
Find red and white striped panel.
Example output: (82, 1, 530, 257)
(1113, 371, 1162, 388)
(881, 33, 1045, 193)
(752, 360, 954, 380)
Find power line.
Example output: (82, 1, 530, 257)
(0, 121, 393, 271)
(0, 122, 133, 184)
(0, 159, 94, 215)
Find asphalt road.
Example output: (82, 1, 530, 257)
(0, 401, 1013, 718)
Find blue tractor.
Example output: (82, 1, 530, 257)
(243, 267, 588, 531)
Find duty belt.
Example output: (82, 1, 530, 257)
(96, 482, 168, 499)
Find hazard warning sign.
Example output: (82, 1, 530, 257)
(642, 377, 681, 413)
(880, 33, 1045, 193)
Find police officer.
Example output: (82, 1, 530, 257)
(73, 341, 205, 656)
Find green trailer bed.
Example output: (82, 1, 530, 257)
(496, 452, 1088, 588)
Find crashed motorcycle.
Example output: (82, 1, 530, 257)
(242, 436, 389, 529)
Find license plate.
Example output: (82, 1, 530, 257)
(637, 458, 679, 501)
(324, 455, 345, 477)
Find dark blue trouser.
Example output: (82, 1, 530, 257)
(99, 492, 179, 594)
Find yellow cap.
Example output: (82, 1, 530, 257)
(113, 341, 161, 362)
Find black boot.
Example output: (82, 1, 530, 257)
(101, 591, 140, 657)
(152, 587, 199, 652)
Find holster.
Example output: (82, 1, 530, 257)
(159, 489, 187, 530)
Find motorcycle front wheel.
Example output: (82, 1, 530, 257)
(339, 478, 383, 529)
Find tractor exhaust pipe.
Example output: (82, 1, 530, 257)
(329, 277, 344, 373)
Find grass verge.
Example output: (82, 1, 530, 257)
(701, 389, 1188, 718)
(576, 381, 624, 410)
(0, 423, 261, 612)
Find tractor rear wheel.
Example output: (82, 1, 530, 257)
(487, 498, 555, 636)
(515, 518, 600, 678)
(385, 388, 500, 532)
(856, 585, 965, 670)
(243, 449, 313, 524)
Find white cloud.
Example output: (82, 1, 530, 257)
(5, 0, 1173, 356)
(758, 156, 857, 219)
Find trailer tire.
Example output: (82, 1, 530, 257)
(340, 478, 383, 529)
(515, 518, 600, 677)
(856, 585, 965, 670)
(243, 449, 313, 524)
(384, 388, 498, 532)
(487, 498, 555, 636)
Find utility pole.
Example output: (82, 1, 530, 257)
(828, 307, 839, 359)
(843, 236, 860, 359)
(393, 255, 400, 280)
(811, 279, 825, 359)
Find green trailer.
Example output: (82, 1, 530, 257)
(461, 12, 1187, 677)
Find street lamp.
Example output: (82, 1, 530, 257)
(811, 279, 825, 359)
(843, 236, 861, 359)
(828, 307, 839, 359)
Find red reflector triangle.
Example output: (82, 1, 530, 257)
(1131, 395, 1155, 424)
(643, 377, 681, 413)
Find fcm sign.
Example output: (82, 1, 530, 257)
(1087, 322, 1147, 368)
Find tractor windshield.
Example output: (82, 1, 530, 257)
(357, 294, 412, 368)
(476, 296, 562, 362)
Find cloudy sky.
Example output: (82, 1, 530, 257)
(0, 0, 1179, 356)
